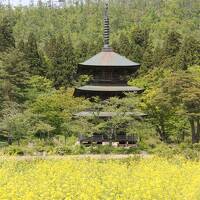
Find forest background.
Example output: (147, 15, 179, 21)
(0, 0, 200, 156)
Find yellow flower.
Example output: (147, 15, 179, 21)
(0, 156, 200, 200)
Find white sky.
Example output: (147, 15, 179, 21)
(1, 0, 30, 6)
(1, 0, 66, 6)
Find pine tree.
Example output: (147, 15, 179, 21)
(17, 39, 25, 52)
(88, 36, 102, 56)
(0, 78, 4, 112)
(129, 27, 149, 62)
(163, 31, 182, 57)
(0, 48, 30, 103)
(64, 35, 77, 86)
(118, 32, 131, 58)
(142, 43, 154, 71)
(0, 16, 15, 52)
(130, 27, 149, 49)
(46, 35, 77, 88)
(24, 33, 45, 76)
(175, 36, 200, 70)
(111, 38, 120, 53)
(152, 46, 163, 67)
(132, 45, 143, 63)
(76, 39, 89, 63)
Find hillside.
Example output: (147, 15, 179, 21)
(0, 0, 200, 155)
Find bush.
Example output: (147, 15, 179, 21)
(3, 146, 27, 155)
(54, 146, 73, 155)
(183, 148, 200, 160)
(73, 145, 88, 154)
(89, 145, 113, 154)
(192, 143, 200, 151)
(0, 142, 8, 148)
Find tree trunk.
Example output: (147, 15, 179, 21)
(156, 125, 167, 142)
(64, 135, 67, 145)
(190, 118, 197, 144)
(8, 135, 12, 145)
(48, 131, 50, 140)
(17, 139, 20, 146)
(197, 119, 200, 143)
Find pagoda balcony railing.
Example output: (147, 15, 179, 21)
(90, 79, 127, 85)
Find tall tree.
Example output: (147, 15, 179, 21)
(118, 32, 131, 58)
(163, 31, 182, 57)
(30, 88, 89, 136)
(142, 42, 154, 71)
(175, 36, 200, 70)
(46, 35, 77, 88)
(161, 71, 200, 143)
(24, 33, 45, 76)
(0, 16, 15, 52)
(130, 27, 149, 48)
(0, 48, 30, 103)
(129, 27, 149, 62)
(76, 39, 90, 63)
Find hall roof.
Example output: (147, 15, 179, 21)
(76, 85, 143, 92)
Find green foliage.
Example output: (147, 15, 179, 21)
(0, 48, 30, 103)
(0, 16, 15, 52)
(175, 37, 200, 70)
(1, 111, 33, 145)
(23, 32, 46, 76)
(25, 75, 53, 102)
(0, 0, 200, 151)
(132, 67, 200, 144)
(46, 35, 77, 88)
(30, 88, 90, 136)
(163, 31, 182, 57)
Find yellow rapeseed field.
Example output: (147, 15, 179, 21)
(0, 156, 200, 200)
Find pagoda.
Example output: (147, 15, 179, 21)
(74, 3, 144, 146)
(74, 3, 143, 99)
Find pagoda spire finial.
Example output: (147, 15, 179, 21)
(103, 2, 112, 52)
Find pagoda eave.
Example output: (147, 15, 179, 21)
(79, 51, 140, 68)
(74, 111, 147, 118)
(75, 85, 144, 92)
(74, 85, 144, 99)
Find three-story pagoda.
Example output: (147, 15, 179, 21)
(74, 3, 144, 146)
(74, 3, 143, 99)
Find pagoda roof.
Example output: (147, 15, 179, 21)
(74, 111, 146, 118)
(79, 50, 140, 67)
(76, 85, 143, 92)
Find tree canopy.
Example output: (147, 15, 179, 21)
(0, 0, 199, 148)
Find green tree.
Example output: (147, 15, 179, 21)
(17, 39, 25, 52)
(175, 36, 200, 70)
(141, 87, 176, 142)
(118, 32, 131, 58)
(24, 33, 45, 76)
(162, 71, 200, 143)
(141, 42, 154, 71)
(0, 16, 15, 52)
(0, 48, 30, 103)
(130, 27, 149, 48)
(1, 111, 31, 145)
(130, 68, 188, 143)
(25, 75, 53, 103)
(30, 88, 89, 136)
(76, 39, 90, 63)
(129, 27, 149, 62)
(46, 35, 77, 88)
(163, 31, 182, 57)
(34, 121, 55, 141)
